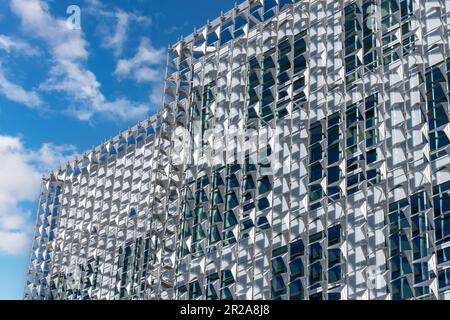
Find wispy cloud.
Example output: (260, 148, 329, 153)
(32, 142, 78, 172)
(86, 0, 151, 57)
(0, 64, 42, 108)
(102, 10, 130, 57)
(114, 37, 165, 83)
(0, 135, 77, 255)
(166, 20, 190, 35)
(149, 83, 164, 107)
(9, 0, 151, 122)
(86, 2, 163, 113)
(0, 34, 39, 56)
(99, 9, 151, 57)
(0, 33, 42, 108)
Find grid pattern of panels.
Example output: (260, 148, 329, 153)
(24, 116, 174, 300)
(164, 0, 450, 300)
(25, 0, 450, 300)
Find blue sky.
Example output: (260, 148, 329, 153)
(0, 0, 237, 300)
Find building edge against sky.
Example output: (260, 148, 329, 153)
(25, 0, 450, 300)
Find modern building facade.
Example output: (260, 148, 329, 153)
(25, 0, 450, 300)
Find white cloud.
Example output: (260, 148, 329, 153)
(9, 0, 152, 122)
(104, 10, 129, 57)
(33, 142, 78, 172)
(0, 232, 29, 256)
(86, 0, 151, 57)
(0, 34, 39, 55)
(149, 83, 164, 106)
(0, 135, 77, 256)
(115, 38, 165, 84)
(0, 34, 42, 108)
(0, 65, 42, 108)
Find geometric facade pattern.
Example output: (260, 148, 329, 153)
(25, 0, 450, 300)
